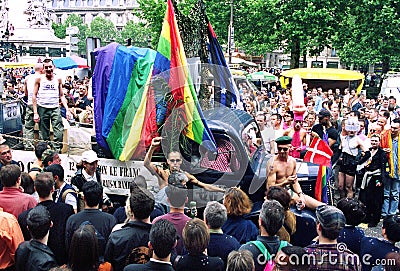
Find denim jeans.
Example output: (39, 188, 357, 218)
(382, 177, 400, 216)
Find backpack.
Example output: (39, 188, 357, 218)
(79, 220, 107, 258)
(249, 240, 288, 271)
(62, 188, 85, 212)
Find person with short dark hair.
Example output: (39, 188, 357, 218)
(274, 246, 308, 271)
(239, 200, 288, 271)
(15, 205, 58, 271)
(18, 172, 74, 265)
(44, 164, 78, 213)
(360, 216, 400, 271)
(105, 187, 154, 271)
(305, 204, 359, 271)
(124, 220, 177, 271)
(29, 141, 48, 175)
(204, 201, 240, 266)
(337, 198, 366, 255)
(68, 224, 112, 271)
(174, 218, 224, 271)
(32, 58, 72, 152)
(226, 250, 255, 271)
(0, 164, 37, 217)
(41, 149, 62, 168)
(66, 181, 116, 260)
(152, 180, 191, 255)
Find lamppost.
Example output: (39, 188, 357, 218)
(228, 0, 234, 64)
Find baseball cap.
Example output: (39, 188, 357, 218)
(317, 108, 331, 118)
(81, 150, 98, 163)
(315, 204, 346, 231)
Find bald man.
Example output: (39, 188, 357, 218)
(23, 63, 43, 150)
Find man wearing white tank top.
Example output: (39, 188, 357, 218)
(23, 63, 43, 150)
(32, 59, 72, 152)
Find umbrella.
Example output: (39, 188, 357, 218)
(246, 71, 277, 81)
(53, 55, 89, 70)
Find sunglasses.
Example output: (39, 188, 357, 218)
(277, 147, 289, 152)
(169, 159, 181, 163)
(284, 115, 291, 118)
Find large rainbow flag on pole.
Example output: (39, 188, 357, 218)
(93, 0, 217, 161)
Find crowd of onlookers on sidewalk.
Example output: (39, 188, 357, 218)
(0, 64, 399, 270)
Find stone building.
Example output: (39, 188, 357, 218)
(49, 0, 138, 30)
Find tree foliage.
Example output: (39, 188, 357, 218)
(87, 16, 119, 46)
(334, 0, 400, 72)
(116, 21, 152, 47)
(51, 14, 89, 56)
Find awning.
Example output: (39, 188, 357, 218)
(280, 68, 365, 93)
(0, 62, 35, 68)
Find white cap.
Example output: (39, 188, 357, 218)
(81, 150, 98, 163)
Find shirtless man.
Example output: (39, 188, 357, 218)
(266, 136, 323, 210)
(144, 136, 225, 193)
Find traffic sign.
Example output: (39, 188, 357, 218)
(66, 26, 79, 35)
(70, 37, 79, 45)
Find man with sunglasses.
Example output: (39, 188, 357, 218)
(266, 136, 323, 210)
(144, 137, 224, 193)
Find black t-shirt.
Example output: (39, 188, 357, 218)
(311, 124, 338, 146)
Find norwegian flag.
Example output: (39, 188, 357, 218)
(303, 138, 333, 167)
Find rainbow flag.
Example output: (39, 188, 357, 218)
(93, 0, 217, 161)
(315, 165, 328, 203)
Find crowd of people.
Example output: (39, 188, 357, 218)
(0, 62, 400, 270)
(1, 63, 94, 152)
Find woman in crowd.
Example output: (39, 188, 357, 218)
(68, 224, 112, 271)
(222, 187, 258, 244)
(265, 186, 296, 242)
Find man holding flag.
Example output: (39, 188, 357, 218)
(267, 136, 323, 210)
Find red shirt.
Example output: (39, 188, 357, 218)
(0, 187, 37, 218)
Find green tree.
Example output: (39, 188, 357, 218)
(52, 14, 89, 56)
(116, 21, 152, 47)
(87, 16, 119, 46)
(52, 22, 66, 39)
(334, 0, 400, 73)
(233, 0, 341, 68)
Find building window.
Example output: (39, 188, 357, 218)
(311, 61, 323, 68)
(80, 14, 85, 22)
(52, 0, 57, 7)
(327, 61, 338, 68)
(64, 0, 69, 7)
(76, 0, 82, 6)
(113, 0, 118, 5)
(57, 15, 62, 24)
(99, 0, 105, 5)
(331, 48, 337, 57)
(87, 0, 93, 5)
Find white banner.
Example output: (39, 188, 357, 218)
(12, 150, 159, 196)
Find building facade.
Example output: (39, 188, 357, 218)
(49, 0, 139, 30)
